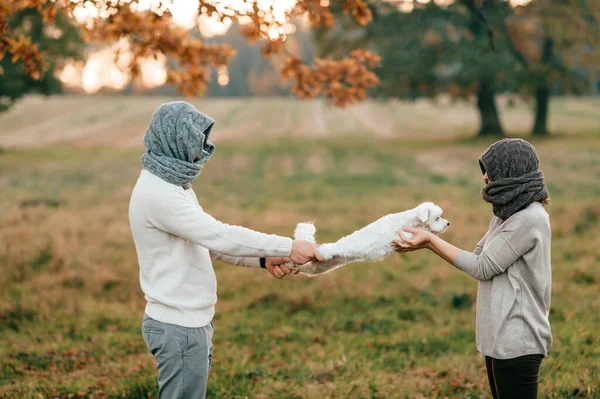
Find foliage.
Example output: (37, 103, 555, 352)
(316, 1, 518, 98)
(203, 19, 315, 97)
(510, 0, 600, 135)
(314, 0, 599, 135)
(0, 0, 381, 107)
(512, 0, 600, 91)
(314, 0, 521, 136)
(0, 6, 82, 111)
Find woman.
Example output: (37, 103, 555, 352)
(394, 138, 552, 399)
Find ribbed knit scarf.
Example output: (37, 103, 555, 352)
(141, 102, 215, 189)
(481, 170, 549, 220)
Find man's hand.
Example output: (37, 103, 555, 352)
(290, 240, 325, 265)
(265, 257, 298, 279)
(392, 227, 433, 253)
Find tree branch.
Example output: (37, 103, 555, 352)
(459, 0, 496, 50)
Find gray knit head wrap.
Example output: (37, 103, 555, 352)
(141, 101, 215, 189)
(479, 138, 549, 220)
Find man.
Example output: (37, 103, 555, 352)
(129, 101, 322, 398)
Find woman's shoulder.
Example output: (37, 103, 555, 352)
(523, 202, 549, 221)
(505, 202, 550, 230)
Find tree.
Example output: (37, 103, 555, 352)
(203, 19, 316, 97)
(0, 5, 83, 112)
(507, 0, 599, 136)
(0, 0, 381, 112)
(314, 0, 599, 137)
(315, 0, 516, 136)
(9, 0, 593, 138)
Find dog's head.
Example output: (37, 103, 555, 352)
(414, 202, 449, 233)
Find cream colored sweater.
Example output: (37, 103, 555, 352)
(129, 169, 293, 327)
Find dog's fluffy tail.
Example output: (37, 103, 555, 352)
(293, 222, 319, 277)
(294, 222, 316, 243)
(294, 223, 335, 261)
(293, 222, 345, 277)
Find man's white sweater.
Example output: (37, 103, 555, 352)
(129, 169, 293, 327)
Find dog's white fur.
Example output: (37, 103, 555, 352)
(293, 202, 449, 276)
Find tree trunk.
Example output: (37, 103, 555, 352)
(476, 80, 504, 137)
(532, 85, 550, 136)
(531, 38, 553, 136)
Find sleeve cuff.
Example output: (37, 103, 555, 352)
(274, 237, 294, 257)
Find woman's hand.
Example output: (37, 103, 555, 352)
(392, 227, 433, 253)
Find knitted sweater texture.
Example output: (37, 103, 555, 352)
(129, 169, 293, 327)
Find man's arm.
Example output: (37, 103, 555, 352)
(144, 188, 321, 264)
(145, 189, 292, 257)
(210, 251, 295, 279)
(210, 251, 261, 267)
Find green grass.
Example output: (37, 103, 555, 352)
(0, 98, 599, 398)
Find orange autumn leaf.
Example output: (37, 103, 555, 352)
(0, 0, 380, 104)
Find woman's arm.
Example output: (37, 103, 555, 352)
(395, 224, 536, 281)
(426, 232, 487, 261)
(394, 229, 460, 262)
(473, 232, 488, 256)
(425, 235, 461, 264)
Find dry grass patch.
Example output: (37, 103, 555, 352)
(0, 99, 599, 398)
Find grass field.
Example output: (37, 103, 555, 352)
(0, 95, 599, 398)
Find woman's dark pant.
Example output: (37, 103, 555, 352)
(485, 354, 544, 399)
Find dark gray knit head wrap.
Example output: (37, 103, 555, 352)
(479, 138, 549, 220)
(141, 101, 215, 189)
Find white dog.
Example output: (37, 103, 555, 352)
(293, 202, 449, 276)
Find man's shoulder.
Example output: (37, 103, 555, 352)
(139, 169, 182, 191)
(133, 170, 184, 205)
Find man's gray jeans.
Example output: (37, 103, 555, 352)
(142, 314, 214, 398)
